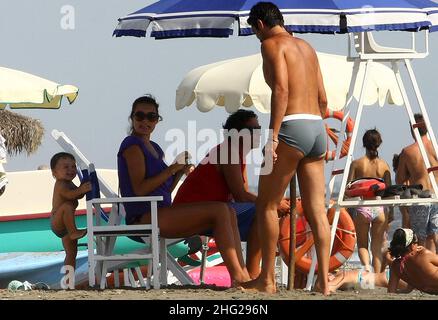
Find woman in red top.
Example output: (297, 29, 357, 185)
(174, 110, 290, 278)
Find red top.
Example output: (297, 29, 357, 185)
(173, 145, 245, 204)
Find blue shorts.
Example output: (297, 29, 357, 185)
(408, 204, 438, 241)
(202, 202, 256, 241)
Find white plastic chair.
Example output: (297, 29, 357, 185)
(51, 129, 195, 289)
(84, 163, 162, 289)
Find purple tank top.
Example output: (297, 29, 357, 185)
(117, 135, 173, 224)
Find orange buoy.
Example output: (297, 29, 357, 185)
(278, 198, 356, 273)
(324, 109, 354, 161)
(345, 178, 386, 199)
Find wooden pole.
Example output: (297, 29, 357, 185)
(287, 174, 297, 290)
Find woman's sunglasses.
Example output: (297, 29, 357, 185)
(133, 111, 163, 122)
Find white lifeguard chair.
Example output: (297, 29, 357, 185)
(305, 30, 438, 290)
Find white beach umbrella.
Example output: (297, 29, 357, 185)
(0, 66, 78, 109)
(176, 52, 403, 114)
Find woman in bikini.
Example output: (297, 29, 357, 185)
(347, 129, 392, 273)
(388, 228, 438, 294)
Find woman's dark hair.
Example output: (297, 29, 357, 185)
(222, 109, 258, 132)
(389, 229, 418, 258)
(128, 94, 160, 134)
(362, 129, 382, 159)
(247, 2, 284, 29)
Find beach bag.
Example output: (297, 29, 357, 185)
(345, 177, 386, 199)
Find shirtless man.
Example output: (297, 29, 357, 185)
(396, 113, 438, 253)
(241, 2, 331, 294)
(388, 228, 438, 294)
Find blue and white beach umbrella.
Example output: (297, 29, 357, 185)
(114, 0, 438, 38)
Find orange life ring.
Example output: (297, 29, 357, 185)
(278, 198, 356, 273)
(324, 109, 354, 161)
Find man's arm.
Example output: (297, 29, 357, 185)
(221, 164, 257, 202)
(315, 54, 328, 117)
(261, 41, 288, 141)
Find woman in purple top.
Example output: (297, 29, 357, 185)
(117, 95, 252, 285)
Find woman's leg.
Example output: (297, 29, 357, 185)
(354, 212, 371, 270)
(370, 210, 387, 273)
(137, 202, 250, 284)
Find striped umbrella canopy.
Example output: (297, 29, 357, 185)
(114, 0, 438, 39)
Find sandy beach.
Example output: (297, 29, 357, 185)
(1, 285, 437, 300)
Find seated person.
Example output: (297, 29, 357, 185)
(173, 110, 290, 278)
(50, 152, 91, 269)
(117, 95, 251, 285)
(388, 228, 438, 294)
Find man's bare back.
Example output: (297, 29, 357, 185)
(243, 2, 331, 295)
(397, 138, 438, 191)
(262, 34, 322, 117)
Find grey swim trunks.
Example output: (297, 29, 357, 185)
(278, 114, 326, 158)
(408, 204, 438, 241)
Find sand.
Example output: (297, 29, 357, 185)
(1, 285, 437, 300)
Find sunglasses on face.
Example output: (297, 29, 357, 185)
(133, 111, 163, 122)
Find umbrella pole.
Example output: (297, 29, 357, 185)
(287, 174, 297, 290)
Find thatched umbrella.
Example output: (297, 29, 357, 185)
(0, 109, 44, 156)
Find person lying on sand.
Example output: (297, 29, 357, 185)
(329, 228, 438, 294)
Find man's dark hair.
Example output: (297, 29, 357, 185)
(247, 2, 284, 29)
(413, 113, 427, 136)
(50, 152, 75, 170)
(223, 109, 258, 131)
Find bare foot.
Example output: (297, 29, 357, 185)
(313, 280, 331, 296)
(238, 278, 277, 294)
(70, 229, 87, 240)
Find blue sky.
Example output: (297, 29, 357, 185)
(2, 0, 438, 187)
